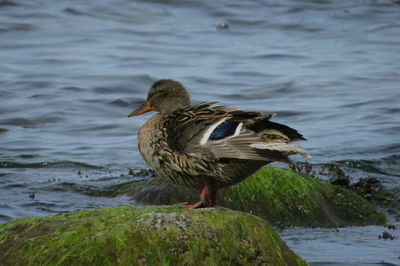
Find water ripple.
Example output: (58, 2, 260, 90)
(0, 0, 18, 7)
(63, 7, 85, 16)
(0, 161, 103, 169)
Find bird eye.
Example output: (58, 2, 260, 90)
(150, 88, 164, 98)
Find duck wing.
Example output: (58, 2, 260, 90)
(166, 102, 308, 164)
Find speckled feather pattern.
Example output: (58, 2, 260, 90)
(137, 102, 306, 189)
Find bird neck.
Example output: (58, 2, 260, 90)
(159, 96, 191, 114)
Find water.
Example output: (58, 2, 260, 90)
(1, 0, 399, 264)
(281, 226, 400, 265)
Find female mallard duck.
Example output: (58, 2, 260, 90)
(128, 79, 308, 209)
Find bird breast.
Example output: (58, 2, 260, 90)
(137, 114, 165, 169)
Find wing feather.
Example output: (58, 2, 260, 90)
(165, 102, 307, 163)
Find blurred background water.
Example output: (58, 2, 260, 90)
(1, 0, 399, 264)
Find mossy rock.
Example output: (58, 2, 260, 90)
(218, 166, 385, 227)
(117, 166, 385, 227)
(0, 206, 307, 266)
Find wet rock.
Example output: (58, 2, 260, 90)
(386, 224, 397, 230)
(350, 177, 393, 201)
(348, 177, 400, 222)
(378, 231, 397, 240)
(128, 168, 156, 177)
(296, 162, 400, 222)
(0, 206, 307, 266)
(216, 22, 230, 31)
(119, 166, 385, 227)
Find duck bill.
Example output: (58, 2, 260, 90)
(128, 103, 155, 117)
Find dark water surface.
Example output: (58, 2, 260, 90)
(1, 0, 399, 264)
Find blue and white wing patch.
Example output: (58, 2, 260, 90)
(200, 118, 243, 144)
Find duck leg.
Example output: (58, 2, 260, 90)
(205, 187, 217, 207)
(182, 180, 216, 209)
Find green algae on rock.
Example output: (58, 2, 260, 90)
(119, 166, 385, 227)
(218, 166, 385, 227)
(0, 206, 308, 266)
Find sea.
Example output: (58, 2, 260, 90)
(0, 0, 399, 264)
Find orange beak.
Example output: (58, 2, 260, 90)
(127, 102, 155, 117)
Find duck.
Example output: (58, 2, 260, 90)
(128, 79, 308, 209)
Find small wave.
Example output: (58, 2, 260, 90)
(254, 53, 308, 60)
(0, 0, 19, 7)
(273, 23, 322, 33)
(220, 81, 300, 101)
(0, 117, 35, 127)
(63, 7, 85, 16)
(29, 94, 59, 99)
(377, 107, 400, 114)
(275, 110, 309, 118)
(92, 84, 139, 95)
(336, 154, 400, 177)
(225, 18, 267, 26)
(1, 183, 27, 189)
(368, 22, 400, 33)
(339, 99, 388, 108)
(108, 99, 131, 107)
(227, 71, 277, 79)
(20, 201, 58, 208)
(43, 182, 118, 197)
(0, 203, 11, 209)
(0, 161, 103, 169)
(0, 23, 37, 32)
(221, 93, 263, 100)
(0, 116, 62, 128)
(18, 154, 39, 159)
(0, 214, 12, 224)
(59, 86, 85, 92)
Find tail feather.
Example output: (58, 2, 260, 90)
(249, 142, 310, 158)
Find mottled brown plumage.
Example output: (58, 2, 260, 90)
(128, 79, 308, 208)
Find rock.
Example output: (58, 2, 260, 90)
(116, 166, 385, 227)
(0, 206, 307, 266)
(216, 22, 230, 31)
(378, 231, 397, 240)
(218, 166, 385, 227)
